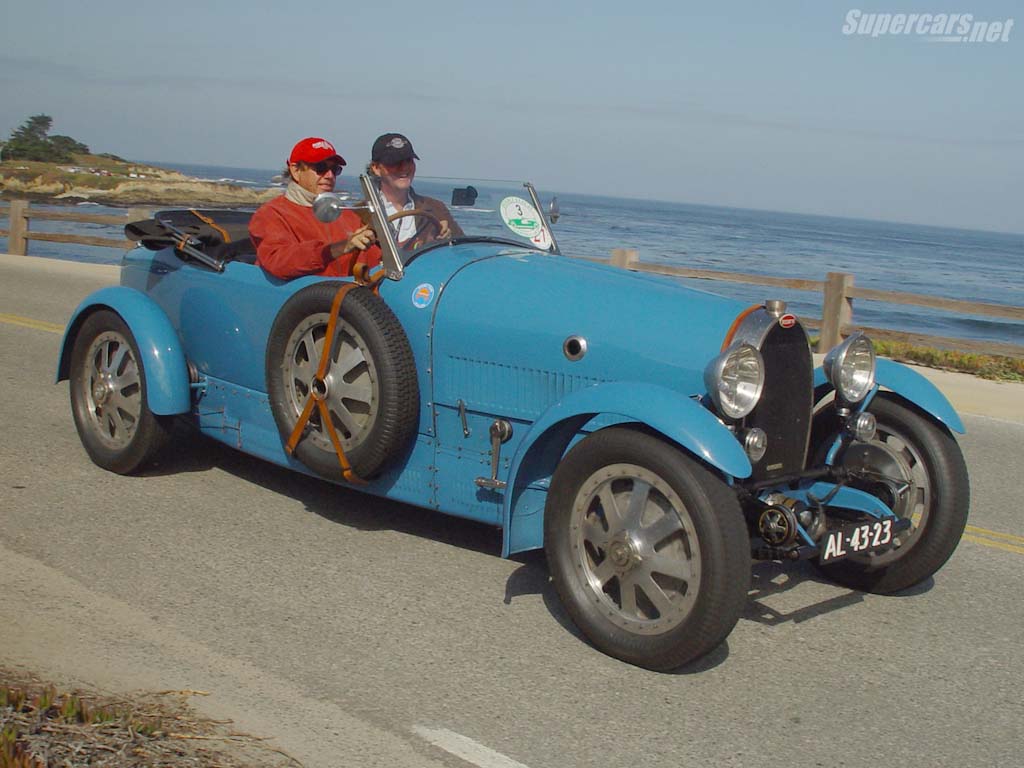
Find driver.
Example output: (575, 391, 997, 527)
(369, 133, 463, 249)
(250, 137, 381, 279)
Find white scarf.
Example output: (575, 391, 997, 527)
(284, 181, 317, 207)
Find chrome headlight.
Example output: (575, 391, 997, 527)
(823, 332, 876, 404)
(704, 343, 765, 420)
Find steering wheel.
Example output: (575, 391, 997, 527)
(387, 209, 445, 245)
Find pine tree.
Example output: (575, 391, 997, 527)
(4, 114, 90, 162)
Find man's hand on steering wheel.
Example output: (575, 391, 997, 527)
(387, 209, 450, 245)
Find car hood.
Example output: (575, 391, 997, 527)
(424, 248, 752, 420)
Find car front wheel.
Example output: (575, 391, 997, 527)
(544, 427, 750, 671)
(69, 309, 171, 474)
(815, 394, 970, 593)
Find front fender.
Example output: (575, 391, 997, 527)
(56, 286, 191, 415)
(501, 381, 751, 556)
(815, 358, 965, 434)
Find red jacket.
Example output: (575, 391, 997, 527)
(249, 195, 381, 279)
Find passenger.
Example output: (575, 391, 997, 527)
(250, 137, 381, 279)
(369, 133, 464, 249)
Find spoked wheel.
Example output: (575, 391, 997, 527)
(545, 427, 750, 671)
(815, 394, 969, 593)
(69, 310, 171, 474)
(266, 283, 419, 480)
(282, 311, 380, 454)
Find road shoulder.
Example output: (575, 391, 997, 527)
(0, 541, 446, 768)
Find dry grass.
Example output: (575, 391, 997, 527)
(0, 156, 176, 191)
(1, 669, 298, 768)
(0, 157, 276, 206)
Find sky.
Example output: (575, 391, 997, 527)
(1, 0, 1021, 233)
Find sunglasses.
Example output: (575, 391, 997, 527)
(310, 160, 344, 176)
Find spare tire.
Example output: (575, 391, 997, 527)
(266, 282, 419, 480)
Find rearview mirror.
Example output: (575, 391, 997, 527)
(548, 196, 560, 225)
(312, 193, 346, 223)
(451, 186, 479, 207)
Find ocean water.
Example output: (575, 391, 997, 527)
(3, 161, 1022, 347)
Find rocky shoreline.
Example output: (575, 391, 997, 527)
(0, 157, 280, 207)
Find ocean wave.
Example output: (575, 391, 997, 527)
(187, 176, 268, 187)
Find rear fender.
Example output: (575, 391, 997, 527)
(56, 286, 191, 415)
(814, 358, 965, 434)
(501, 382, 751, 556)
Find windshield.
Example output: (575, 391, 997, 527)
(367, 175, 558, 258)
(313, 175, 560, 280)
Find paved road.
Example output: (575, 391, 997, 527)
(2, 255, 1022, 768)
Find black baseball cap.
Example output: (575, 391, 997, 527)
(371, 133, 419, 165)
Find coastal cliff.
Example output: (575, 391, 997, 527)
(0, 156, 279, 206)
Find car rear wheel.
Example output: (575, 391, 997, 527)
(266, 282, 419, 480)
(814, 394, 969, 593)
(69, 310, 171, 474)
(544, 427, 750, 671)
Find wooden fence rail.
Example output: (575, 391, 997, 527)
(2, 200, 1022, 358)
(0, 200, 150, 252)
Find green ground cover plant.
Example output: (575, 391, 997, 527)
(874, 340, 1024, 382)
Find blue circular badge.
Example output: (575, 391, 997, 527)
(412, 283, 435, 309)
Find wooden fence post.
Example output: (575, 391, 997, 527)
(819, 271, 854, 351)
(8, 199, 29, 255)
(610, 248, 639, 269)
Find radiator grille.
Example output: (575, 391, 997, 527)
(745, 324, 813, 482)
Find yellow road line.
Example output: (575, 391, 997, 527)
(962, 533, 1024, 556)
(965, 525, 1024, 545)
(0, 313, 63, 334)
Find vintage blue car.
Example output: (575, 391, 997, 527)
(58, 175, 970, 671)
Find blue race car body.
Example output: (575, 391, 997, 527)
(59, 175, 970, 670)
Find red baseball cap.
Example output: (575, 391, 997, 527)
(288, 137, 346, 166)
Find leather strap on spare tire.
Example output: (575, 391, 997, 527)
(285, 282, 361, 482)
(266, 281, 419, 482)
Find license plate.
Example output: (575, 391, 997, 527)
(820, 519, 896, 563)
